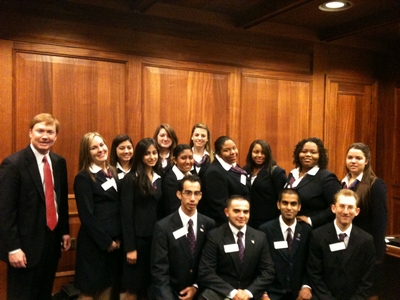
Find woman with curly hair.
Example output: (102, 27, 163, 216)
(286, 137, 341, 228)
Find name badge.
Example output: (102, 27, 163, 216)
(329, 242, 346, 252)
(274, 241, 288, 249)
(173, 227, 188, 240)
(101, 178, 117, 191)
(118, 173, 125, 180)
(240, 174, 247, 185)
(224, 243, 239, 253)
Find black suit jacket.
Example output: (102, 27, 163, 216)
(0, 146, 69, 266)
(151, 211, 215, 299)
(286, 169, 341, 228)
(198, 223, 275, 299)
(259, 219, 312, 299)
(307, 222, 376, 300)
(201, 159, 251, 226)
(244, 165, 287, 228)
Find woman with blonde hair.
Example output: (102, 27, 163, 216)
(189, 123, 213, 179)
(74, 132, 121, 300)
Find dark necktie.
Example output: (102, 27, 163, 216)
(287, 228, 293, 254)
(339, 233, 347, 247)
(187, 219, 196, 258)
(43, 156, 57, 230)
(237, 231, 245, 264)
(342, 179, 359, 191)
(289, 176, 295, 188)
(194, 154, 208, 167)
(230, 165, 247, 175)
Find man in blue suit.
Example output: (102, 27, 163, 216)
(151, 174, 215, 299)
(259, 188, 312, 300)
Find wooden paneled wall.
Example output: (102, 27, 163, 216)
(0, 33, 398, 297)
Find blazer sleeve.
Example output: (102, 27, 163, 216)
(306, 231, 336, 300)
(120, 174, 138, 252)
(310, 171, 341, 228)
(198, 231, 235, 296)
(271, 166, 287, 198)
(150, 221, 175, 299)
(369, 178, 388, 261)
(74, 172, 113, 251)
(56, 156, 70, 237)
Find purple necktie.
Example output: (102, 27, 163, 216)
(187, 219, 196, 258)
(237, 231, 245, 264)
(287, 228, 293, 254)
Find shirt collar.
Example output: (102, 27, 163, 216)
(116, 162, 131, 174)
(333, 220, 352, 238)
(290, 165, 320, 179)
(216, 154, 236, 171)
(30, 144, 50, 166)
(89, 164, 103, 173)
(152, 171, 161, 184)
(228, 222, 247, 237)
(279, 215, 297, 236)
(172, 165, 189, 180)
(341, 172, 363, 184)
(178, 206, 198, 226)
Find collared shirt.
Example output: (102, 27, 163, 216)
(215, 154, 236, 171)
(161, 152, 170, 169)
(172, 165, 190, 180)
(192, 148, 209, 173)
(116, 162, 131, 179)
(334, 221, 352, 247)
(228, 222, 247, 248)
(90, 164, 118, 191)
(279, 215, 297, 240)
(341, 172, 363, 188)
(288, 165, 320, 188)
(178, 207, 198, 239)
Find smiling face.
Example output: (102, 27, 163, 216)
(346, 148, 368, 177)
(192, 128, 208, 149)
(277, 192, 301, 226)
(332, 195, 360, 231)
(177, 180, 202, 217)
(219, 139, 238, 165)
(116, 140, 133, 164)
(29, 121, 58, 155)
(251, 143, 265, 166)
(157, 128, 172, 150)
(225, 198, 250, 230)
(174, 149, 194, 173)
(142, 144, 158, 169)
(90, 135, 108, 167)
(299, 142, 319, 171)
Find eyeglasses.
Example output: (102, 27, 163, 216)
(181, 190, 202, 197)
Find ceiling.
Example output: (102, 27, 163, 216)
(2, 0, 400, 52)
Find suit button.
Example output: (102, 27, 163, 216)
(189, 269, 193, 273)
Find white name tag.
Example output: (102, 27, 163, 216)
(224, 243, 239, 253)
(240, 174, 247, 185)
(274, 241, 288, 249)
(329, 242, 346, 252)
(173, 227, 188, 240)
(118, 173, 125, 180)
(101, 178, 117, 191)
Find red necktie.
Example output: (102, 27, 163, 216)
(43, 156, 57, 230)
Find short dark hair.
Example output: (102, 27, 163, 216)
(178, 174, 201, 191)
(214, 136, 234, 155)
(279, 188, 300, 204)
(225, 195, 249, 208)
(110, 134, 133, 167)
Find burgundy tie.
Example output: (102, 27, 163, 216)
(187, 219, 196, 258)
(237, 231, 245, 264)
(43, 156, 57, 230)
(230, 165, 247, 175)
(287, 228, 293, 254)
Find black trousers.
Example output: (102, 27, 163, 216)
(7, 228, 60, 300)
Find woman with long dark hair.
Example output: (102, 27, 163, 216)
(244, 139, 286, 228)
(120, 138, 162, 300)
(110, 134, 134, 180)
(342, 142, 387, 299)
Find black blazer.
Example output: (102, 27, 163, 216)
(120, 172, 162, 252)
(162, 167, 191, 217)
(191, 155, 211, 180)
(198, 223, 275, 299)
(151, 211, 215, 299)
(307, 222, 376, 300)
(0, 146, 69, 266)
(286, 169, 341, 228)
(243, 165, 287, 228)
(201, 159, 251, 226)
(259, 218, 312, 298)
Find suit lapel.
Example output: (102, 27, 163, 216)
(325, 223, 345, 265)
(194, 214, 207, 258)
(222, 224, 242, 275)
(295, 173, 315, 189)
(342, 226, 358, 265)
(290, 223, 304, 257)
(171, 212, 193, 263)
(25, 147, 45, 201)
(271, 220, 290, 259)
(49, 153, 60, 205)
(243, 228, 257, 276)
